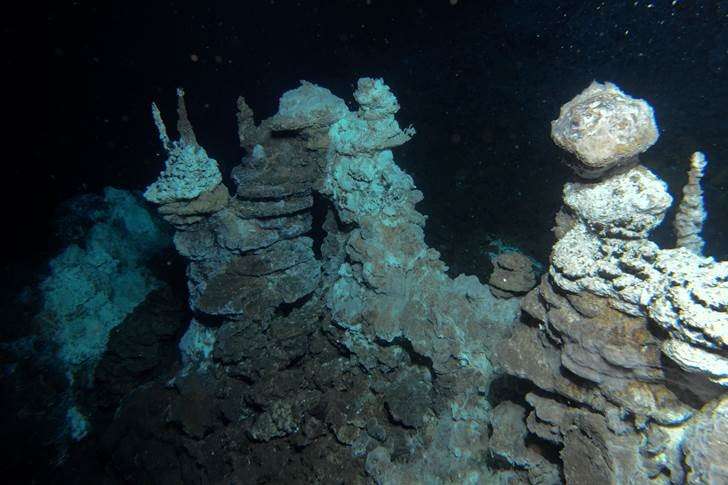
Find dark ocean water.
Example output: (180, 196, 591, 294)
(35, 0, 728, 270)
(3, 0, 726, 482)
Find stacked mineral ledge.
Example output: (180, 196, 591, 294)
(134, 82, 374, 481)
(495, 82, 727, 484)
(144, 85, 337, 325)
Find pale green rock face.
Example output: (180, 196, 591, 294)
(66, 406, 89, 441)
(326, 150, 416, 224)
(324, 77, 417, 225)
(40, 188, 170, 369)
(329, 116, 414, 155)
(179, 319, 217, 368)
(144, 143, 222, 204)
(353, 77, 400, 119)
(324, 78, 521, 397)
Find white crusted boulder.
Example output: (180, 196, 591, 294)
(563, 165, 672, 239)
(551, 81, 659, 178)
(268, 80, 348, 131)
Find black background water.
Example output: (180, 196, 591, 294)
(30, 0, 728, 275)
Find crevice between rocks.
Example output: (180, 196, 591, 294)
(375, 335, 436, 381)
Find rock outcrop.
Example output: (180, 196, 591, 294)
(2, 187, 173, 472)
(92, 79, 726, 484)
(488, 251, 538, 298)
(495, 82, 727, 484)
(122, 78, 525, 484)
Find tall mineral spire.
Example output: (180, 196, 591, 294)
(674, 151, 708, 255)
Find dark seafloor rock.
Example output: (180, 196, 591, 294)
(488, 251, 538, 298)
(95, 79, 524, 484)
(88, 285, 190, 426)
(488, 401, 561, 485)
